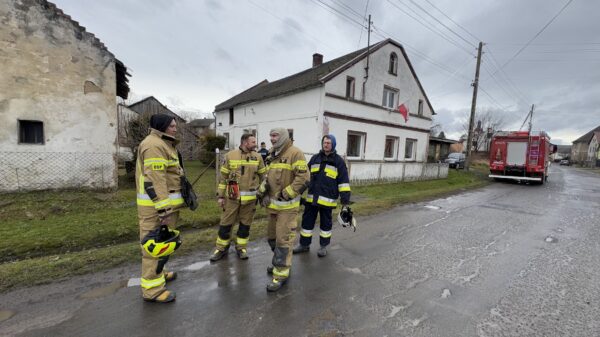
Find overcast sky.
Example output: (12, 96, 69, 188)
(54, 0, 600, 144)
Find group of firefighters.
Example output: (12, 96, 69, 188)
(135, 114, 354, 303)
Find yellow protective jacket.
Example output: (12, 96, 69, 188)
(265, 140, 309, 212)
(135, 129, 185, 215)
(217, 147, 266, 204)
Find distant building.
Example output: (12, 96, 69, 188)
(188, 118, 215, 135)
(126, 96, 199, 160)
(428, 133, 457, 162)
(571, 125, 600, 165)
(587, 132, 600, 167)
(0, 0, 130, 192)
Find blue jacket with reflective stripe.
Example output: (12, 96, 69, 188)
(306, 150, 351, 208)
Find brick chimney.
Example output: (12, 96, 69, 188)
(312, 53, 323, 67)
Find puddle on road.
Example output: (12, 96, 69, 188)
(345, 267, 363, 274)
(0, 310, 15, 322)
(127, 278, 141, 287)
(545, 236, 558, 243)
(424, 205, 441, 210)
(78, 280, 128, 299)
(183, 260, 210, 271)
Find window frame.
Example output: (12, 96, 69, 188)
(346, 130, 366, 160)
(404, 138, 417, 161)
(345, 76, 355, 99)
(287, 129, 294, 142)
(223, 132, 230, 149)
(382, 86, 399, 109)
(389, 52, 398, 75)
(418, 99, 424, 116)
(384, 136, 399, 160)
(18, 119, 45, 145)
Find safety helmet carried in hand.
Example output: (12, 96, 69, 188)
(141, 225, 182, 258)
(337, 207, 357, 231)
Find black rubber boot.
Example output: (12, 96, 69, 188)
(210, 247, 229, 262)
(292, 244, 310, 254)
(317, 246, 327, 257)
(266, 278, 287, 292)
(267, 265, 274, 275)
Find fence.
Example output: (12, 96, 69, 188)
(215, 150, 448, 186)
(0, 152, 116, 192)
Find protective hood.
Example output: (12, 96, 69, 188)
(322, 134, 337, 152)
(270, 127, 289, 150)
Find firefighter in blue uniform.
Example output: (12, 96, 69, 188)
(293, 134, 351, 257)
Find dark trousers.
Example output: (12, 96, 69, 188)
(300, 203, 333, 247)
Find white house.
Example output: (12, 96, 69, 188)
(214, 39, 446, 183)
(587, 131, 600, 167)
(0, 0, 130, 192)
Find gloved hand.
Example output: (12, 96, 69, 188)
(260, 195, 271, 208)
(275, 190, 291, 201)
(159, 212, 173, 226)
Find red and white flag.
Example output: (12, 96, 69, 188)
(397, 103, 409, 122)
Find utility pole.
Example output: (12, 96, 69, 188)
(465, 41, 483, 171)
(362, 14, 372, 101)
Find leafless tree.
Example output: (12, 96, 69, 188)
(462, 108, 505, 153)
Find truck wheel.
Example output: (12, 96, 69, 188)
(540, 174, 545, 185)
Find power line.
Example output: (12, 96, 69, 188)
(495, 0, 575, 73)
(357, 0, 371, 48)
(422, 0, 481, 42)
(406, 0, 477, 48)
(386, 0, 475, 56)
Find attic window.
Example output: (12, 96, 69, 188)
(345, 76, 355, 99)
(389, 52, 398, 75)
(229, 108, 234, 125)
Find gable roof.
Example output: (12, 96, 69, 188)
(128, 96, 186, 122)
(572, 125, 600, 144)
(214, 39, 435, 115)
(188, 118, 215, 127)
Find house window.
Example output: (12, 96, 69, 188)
(345, 76, 355, 99)
(382, 86, 398, 109)
(347, 131, 366, 159)
(18, 120, 44, 144)
(287, 129, 294, 142)
(405, 138, 417, 160)
(223, 132, 230, 149)
(389, 52, 398, 75)
(418, 99, 424, 116)
(384, 136, 399, 160)
(229, 108, 234, 125)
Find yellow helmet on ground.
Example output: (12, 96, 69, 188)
(141, 225, 182, 258)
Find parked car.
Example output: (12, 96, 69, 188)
(445, 152, 465, 169)
(559, 159, 571, 166)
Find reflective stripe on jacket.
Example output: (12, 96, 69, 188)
(135, 129, 184, 214)
(266, 140, 309, 212)
(306, 150, 351, 208)
(217, 147, 266, 204)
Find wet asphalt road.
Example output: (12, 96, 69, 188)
(1, 165, 599, 337)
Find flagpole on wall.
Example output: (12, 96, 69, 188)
(465, 41, 484, 171)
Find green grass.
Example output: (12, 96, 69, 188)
(0, 163, 488, 292)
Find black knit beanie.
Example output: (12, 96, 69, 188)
(150, 114, 175, 132)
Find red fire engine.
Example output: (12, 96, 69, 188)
(488, 130, 555, 184)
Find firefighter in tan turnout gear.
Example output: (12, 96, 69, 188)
(257, 128, 309, 292)
(210, 134, 266, 261)
(135, 114, 185, 303)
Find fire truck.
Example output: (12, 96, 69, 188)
(488, 130, 555, 184)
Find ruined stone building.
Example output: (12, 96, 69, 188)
(0, 0, 130, 192)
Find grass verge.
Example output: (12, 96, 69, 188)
(0, 167, 488, 292)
